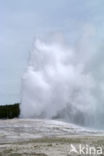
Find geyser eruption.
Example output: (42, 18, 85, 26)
(21, 37, 104, 128)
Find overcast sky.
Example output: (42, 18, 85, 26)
(0, 0, 104, 105)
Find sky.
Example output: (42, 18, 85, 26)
(0, 0, 104, 105)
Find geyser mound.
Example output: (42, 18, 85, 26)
(21, 38, 104, 128)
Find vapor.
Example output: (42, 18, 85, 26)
(21, 32, 104, 128)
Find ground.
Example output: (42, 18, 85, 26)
(0, 119, 104, 156)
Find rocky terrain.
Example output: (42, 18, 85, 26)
(0, 119, 104, 156)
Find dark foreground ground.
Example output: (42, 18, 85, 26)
(0, 119, 104, 156)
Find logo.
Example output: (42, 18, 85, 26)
(69, 144, 103, 155)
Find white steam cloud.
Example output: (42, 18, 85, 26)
(21, 32, 104, 128)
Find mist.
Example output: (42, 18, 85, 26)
(21, 32, 104, 129)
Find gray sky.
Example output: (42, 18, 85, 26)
(0, 0, 104, 105)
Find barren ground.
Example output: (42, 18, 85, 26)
(0, 119, 104, 156)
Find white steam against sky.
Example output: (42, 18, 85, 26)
(20, 26, 104, 128)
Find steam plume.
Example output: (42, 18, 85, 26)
(21, 34, 104, 128)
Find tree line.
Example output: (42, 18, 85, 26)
(0, 103, 20, 119)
